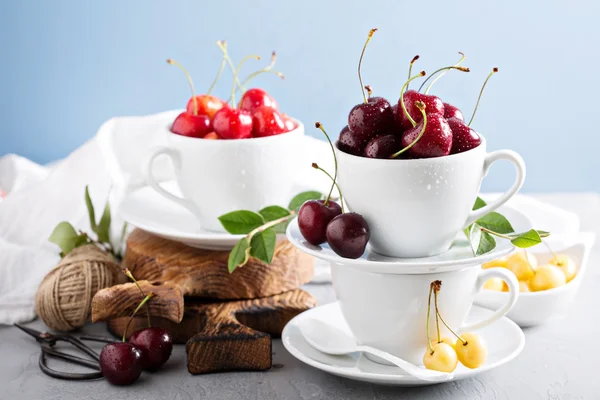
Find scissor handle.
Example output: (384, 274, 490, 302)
(60, 335, 100, 362)
(40, 345, 102, 380)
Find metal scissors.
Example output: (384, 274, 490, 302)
(14, 324, 115, 380)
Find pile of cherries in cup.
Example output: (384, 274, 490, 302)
(298, 29, 500, 260)
(168, 41, 296, 140)
(98, 271, 173, 386)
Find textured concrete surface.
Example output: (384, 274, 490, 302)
(1, 194, 599, 399)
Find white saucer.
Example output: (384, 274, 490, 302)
(119, 182, 243, 250)
(282, 302, 525, 386)
(286, 217, 521, 274)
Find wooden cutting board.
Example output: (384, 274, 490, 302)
(106, 289, 316, 374)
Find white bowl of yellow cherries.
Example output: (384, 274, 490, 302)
(475, 233, 595, 327)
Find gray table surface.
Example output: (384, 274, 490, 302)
(2, 193, 599, 400)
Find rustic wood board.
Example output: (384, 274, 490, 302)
(107, 289, 316, 374)
(123, 229, 314, 299)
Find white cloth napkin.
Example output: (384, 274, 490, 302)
(0, 111, 334, 324)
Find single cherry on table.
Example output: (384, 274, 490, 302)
(99, 342, 144, 386)
(129, 327, 173, 372)
(325, 213, 370, 259)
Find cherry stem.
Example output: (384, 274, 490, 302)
(406, 55, 420, 90)
(315, 122, 338, 206)
(399, 71, 427, 128)
(433, 282, 467, 345)
(426, 284, 434, 354)
(543, 241, 558, 260)
(358, 29, 378, 104)
(434, 289, 441, 343)
(166, 59, 198, 115)
(122, 292, 154, 342)
(417, 65, 470, 93)
(216, 40, 244, 94)
(246, 211, 296, 243)
(423, 52, 466, 94)
(312, 163, 345, 213)
(207, 59, 226, 96)
(468, 67, 498, 127)
(240, 51, 284, 88)
(123, 268, 151, 328)
(364, 85, 373, 99)
(391, 101, 427, 158)
(231, 55, 260, 106)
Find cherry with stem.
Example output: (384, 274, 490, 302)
(468, 67, 498, 126)
(399, 71, 427, 128)
(357, 29, 378, 104)
(216, 40, 244, 93)
(312, 163, 344, 213)
(417, 65, 470, 93)
(432, 281, 467, 346)
(166, 59, 198, 115)
(392, 100, 427, 158)
(122, 293, 155, 342)
(315, 122, 339, 206)
(423, 52, 466, 94)
(123, 268, 151, 329)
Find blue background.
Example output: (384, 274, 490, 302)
(1, 1, 598, 192)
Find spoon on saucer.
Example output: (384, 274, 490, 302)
(299, 318, 453, 382)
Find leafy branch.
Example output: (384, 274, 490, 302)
(219, 191, 322, 273)
(465, 197, 550, 256)
(48, 185, 127, 259)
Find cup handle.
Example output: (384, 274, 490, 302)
(460, 267, 519, 332)
(463, 150, 526, 227)
(143, 146, 201, 219)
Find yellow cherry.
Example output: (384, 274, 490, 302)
(483, 277, 506, 291)
(455, 332, 487, 369)
(529, 264, 567, 291)
(506, 251, 536, 281)
(519, 281, 531, 292)
(548, 254, 577, 282)
(423, 342, 458, 373)
(482, 257, 508, 269)
(439, 337, 456, 350)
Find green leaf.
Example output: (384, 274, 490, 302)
(49, 222, 89, 256)
(250, 228, 277, 264)
(469, 224, 496, 256)
(288, 191, 322, 212)
(510, 229, 542, 248)
(84, 186, 97, 231)
(228, 237, 250, 273)
(535, 230, 550, 238)
(475, 212, 515, 234)
(96, 202, 111, 243)
(219, 210, 265, 234)
(473, 197, 487, 210)
(259, 205, 291, 222)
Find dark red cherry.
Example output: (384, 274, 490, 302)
(99, 342, 143, 385)
(337, 126, 366, 156)
(252, 106, 287, 137)
(401, 113, 452, 158)
(298, 200, 342, 245)
(239, 88, 278, 115)
(326, 213, 370, 259)
(443, 102, 464, 121)
(364, 134, 401, 159)
(186, 95, 226, 120)
(446, 117, 481, 154)
(213, 107, 253, 139)
(171, 112, 211, 138)
(397, 90, 445, 131)
(348, 97, 395, 143)
(129, 327, 173, 372)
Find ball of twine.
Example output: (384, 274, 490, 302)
(35, 244, 123, 331)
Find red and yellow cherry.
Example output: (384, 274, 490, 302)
(239, 88, 278, 115)
(446, 117, 481, 154)
(171, 112, 211, 138)
(325, 213, 370, 259)
(252, 106, 287, 137)
(186, 95, 226, 119)
(298, 200, 342, 245)
(213, 107, 253, 139)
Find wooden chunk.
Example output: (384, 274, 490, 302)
(106, 289, 316, 374)
(123, 229, 314, 299)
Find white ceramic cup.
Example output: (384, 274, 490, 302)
(331, 263, 519, 365)
(335, 137, 526, 258)
(143, 121, 305, 232)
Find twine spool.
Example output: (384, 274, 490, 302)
(35, 244, 122, 331)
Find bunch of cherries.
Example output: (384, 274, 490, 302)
(99, 270, 173, 386)
(298, 123, 370, 259)
(168, 41, 297, 140)
(339, 29, 498, 160)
